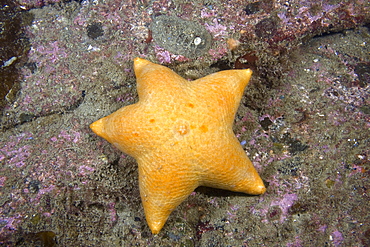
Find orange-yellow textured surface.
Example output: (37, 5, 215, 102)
(90, 58, 266, 234)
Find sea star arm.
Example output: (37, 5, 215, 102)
(198, 135, 266, 195)
(137, 158, 199, 234)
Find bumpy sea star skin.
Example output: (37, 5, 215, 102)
(90, 58, 265, 234)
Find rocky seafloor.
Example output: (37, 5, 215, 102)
(0, 0, 369, 246)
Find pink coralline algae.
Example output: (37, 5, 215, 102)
(0, 132, 33, 168)
(252, 193, 298, 223)
(286, 236, 303, 247)
(0, 177, 6, 187)
(0, 127, 106, 240)
(331, 230, 344, 247)
(204, 18, 228, 39)
(15, 0, 62, 10)
(270, 193, 298, 216)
